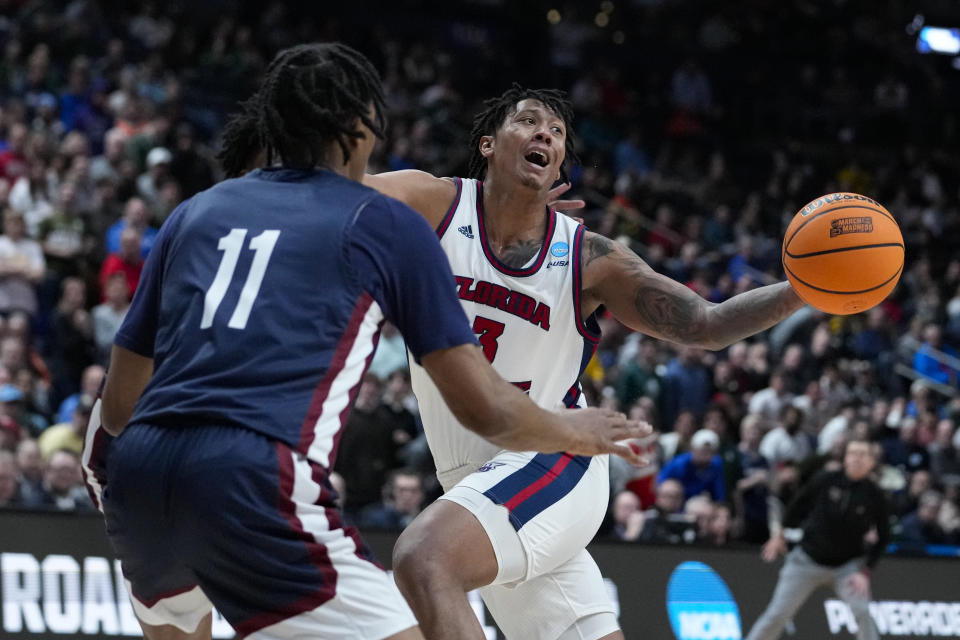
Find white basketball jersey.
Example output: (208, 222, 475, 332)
(409, 178, 601, 490)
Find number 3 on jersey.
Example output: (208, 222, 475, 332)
(201, 228, 280, 330)
(472, 315, 504, 362)
(473, 316, 531, 392)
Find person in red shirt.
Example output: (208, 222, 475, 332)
(98, 226, 143, 301)
(0, 123, 29, 183)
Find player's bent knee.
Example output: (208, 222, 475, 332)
(393, 529, 443, 593)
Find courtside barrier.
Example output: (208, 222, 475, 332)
(2, 510, 959, 639)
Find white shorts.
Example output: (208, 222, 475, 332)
(126, 547, 417, 640)
(440, 450, 618, 640)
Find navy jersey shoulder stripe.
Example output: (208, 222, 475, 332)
(436, 177, 462, 239)
(298, 292, 378, 452)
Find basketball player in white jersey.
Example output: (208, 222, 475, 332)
(366, 84, 805, 640)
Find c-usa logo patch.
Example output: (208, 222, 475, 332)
(550, 242, 569, 258)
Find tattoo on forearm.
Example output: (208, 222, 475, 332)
(633, 282, 705, 342)
(499, 239, 542, 268)
(584, 232, 803, 348)
(708, 282, 802, 344)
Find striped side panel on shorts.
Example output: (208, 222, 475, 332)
(482, 452, 591, 531)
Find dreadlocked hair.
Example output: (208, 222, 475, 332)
(217, 42, 387, 177)
(467, 83, 579, 182)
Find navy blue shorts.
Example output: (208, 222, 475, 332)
(102, 423, 416, 639)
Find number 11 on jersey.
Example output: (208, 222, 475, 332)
(201, 228, 280, 330)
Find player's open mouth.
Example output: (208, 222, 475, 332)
(524, 151, 548, 168)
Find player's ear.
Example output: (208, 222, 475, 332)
(479, 135, 494, 159)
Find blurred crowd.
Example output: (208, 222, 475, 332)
(1, 0, 959, 555)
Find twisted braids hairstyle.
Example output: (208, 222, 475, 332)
(218, 42, 387, 177)
(467, 83, 579, 181)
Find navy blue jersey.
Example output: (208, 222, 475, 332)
(114, 167, 475, 467)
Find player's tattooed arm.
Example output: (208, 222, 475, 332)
(581, 232, 804, 350)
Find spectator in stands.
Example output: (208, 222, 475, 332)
(104, 196, 156, 258)
(898, 490, 956, 549)
(8, 158, 55, 237)
(930, 418, 960, 480)
(168, 122, 215, 198)
(759, 405, 813, 467)
(891, 469, 933, 518)
(380, 369, 419, 452)
(92, 273, 128, 366)
(0, 207, 45, 317)
(0, 122, 28, 182)
(610, 489, 645, 541)
(735, 413, 771, 543)
(42, 448, 93, 511)
(658, 428, 725, 502)
(37, 180, 88, 280)
(98, 226, 143, 300)
(749, 368, 794, 426)
(638, 478, 690, 543)
(55, 363, 103, 424)
(368, 322, 408, 380)
(360, 469, 425, 531)
(705, 503, 733, 546)
(333, 373, 397, 516)
(851, 306, 895, 361)
(684, 494, 716, 542)
(616, 337, 664, 413)
(38, 393, 92, 459)
(45, 277, 95, 405)
(90, 127, 129, 186)
(0, 449, 20, 507)
(10, 369, 49, 437)
(136, 146, 172, 216)
(662, 346, 711, 428)
(659, 409, 696, 460)
(14, 438, 46, 506)
(818, 401, 858, 455)
(883, 418, 931, 474)
(913, 323, 959, 387)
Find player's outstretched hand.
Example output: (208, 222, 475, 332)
(548, 182, 586, 214)
(560, 407, 652, 465)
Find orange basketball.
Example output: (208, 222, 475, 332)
(782, 192, 904, 315)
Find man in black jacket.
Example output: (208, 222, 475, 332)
(746, 438, 888, 640)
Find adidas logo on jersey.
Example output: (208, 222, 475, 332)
(458, 225, 474, 239)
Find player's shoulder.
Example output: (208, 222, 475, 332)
(364, 169, 459, 199)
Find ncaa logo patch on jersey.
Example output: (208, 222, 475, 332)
(550, 241, 569, 257)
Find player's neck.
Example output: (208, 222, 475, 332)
(481, 176, 548, 246)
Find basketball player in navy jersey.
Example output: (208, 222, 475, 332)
(90, 47, 649, 640)
(360, 85, 807, 640)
